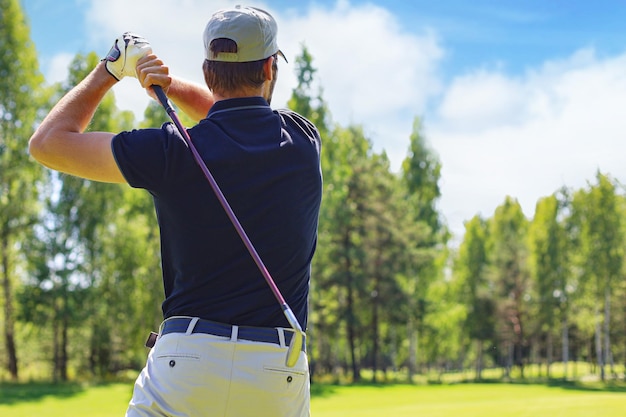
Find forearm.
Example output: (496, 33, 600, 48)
(35, 62, 116, 136)
(166, 77, 215, 123)
(29, 62, 123, 183)
(136, 54, 214, 122)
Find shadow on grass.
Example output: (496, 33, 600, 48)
(456, 377, 626, 393)
(310, 381, 423, 399)
(545, 378, 626, 393)
(311, 382, 339, 398)
(0, 382, 86, 405)
(1, 381, 359, 403)
(3, 378, 624, 405)
(311, 377, 626, 399)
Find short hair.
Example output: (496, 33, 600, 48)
(203, 38, 277, 95)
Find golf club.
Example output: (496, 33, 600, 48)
(152, 85, 305, 367)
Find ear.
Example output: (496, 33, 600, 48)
(263, 56, 275, 81)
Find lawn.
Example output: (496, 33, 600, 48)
(0, 382, 131, 417)
(311, 382, 626, 417)
(0, 380, 624, 416)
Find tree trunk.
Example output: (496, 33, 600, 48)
(407, 315, 417, 383)
(594, 302, 605, 381)
(53, 302, 60, 382)
(345, 270, 360, 382)
(1, 235, 18, 380)
(370, 279, 380, 383)
(603, 287, 613, 378)
(505, 341, 513, 379)
(389, 325, 398, 375)
(530, 335, 539, 377)
(475, 339, 483, 380)
(547, 332, 553, 378)
(622, 290, 626, 380)
(60, 303, 69, 381)
(332, 338, 341, 383)
(562, 316, 569, 380)
(513, 314, 524, 379)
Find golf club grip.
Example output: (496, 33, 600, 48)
(151, 85, 290, 308)
(153, 85, 173, 115)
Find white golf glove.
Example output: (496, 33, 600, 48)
(102, 32, 152, 80)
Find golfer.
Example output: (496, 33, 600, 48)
(29, 6, 321, 417)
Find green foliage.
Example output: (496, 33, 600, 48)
(18, 50, 161, 380)
(569, 172, 624, 380)
(486, 197, 530, 374)
(528, 195, 568, 334)
(571, 173, 623, 292)
(0, 0, 46, 380)
(140, 101, 170, 128)
(401, 117, 444, 235)
(2, 16, 626, 386)
(287, 44, 330, 135)
(454, 215, 495, 377)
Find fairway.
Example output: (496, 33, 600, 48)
(0, 383, 131, 417)
(311, 383, 626, 417)
(1, 382, 625, 417)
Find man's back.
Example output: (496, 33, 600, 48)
(30, 6, 319, 415)
(112, 96, 322, 328)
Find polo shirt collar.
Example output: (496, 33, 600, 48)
(207, 96, 271, 119)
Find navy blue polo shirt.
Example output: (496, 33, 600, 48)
(111, 97, 322, 329)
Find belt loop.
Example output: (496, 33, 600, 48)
(158, 316, 173, 336)
(231, 325, 239, 342)
(186, 317, 200, 335)
(277, 328, 286, 348)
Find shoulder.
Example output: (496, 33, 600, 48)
(111, 123, 190, 189)
(113, 122, 187, 149)
(274, 109, 321, 141)
(274, 108, 316, 128)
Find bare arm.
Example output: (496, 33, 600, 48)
(137, 54, 215, 123)
(167, 77, 215, 122)
(29, 62, 126, 183)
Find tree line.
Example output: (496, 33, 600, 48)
(1, 0, 625, 383)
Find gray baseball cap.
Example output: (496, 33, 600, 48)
(203, 6, 287, 62)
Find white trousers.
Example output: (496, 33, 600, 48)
(126, 319, 310, 417)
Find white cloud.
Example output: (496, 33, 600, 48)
(437, 70, 527, 132)
(78, 0, 443, 171)
(432, 48, 626, 241)
(42, 53, 75, 84)
(46, 0, 626, 247)
(276, 1, 444, 165)
(84, 0, 241, 120)
(278, 1, 443, 117)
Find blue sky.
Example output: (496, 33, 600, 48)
(25, 1, 626, 78)
(21, 0, 626, 243)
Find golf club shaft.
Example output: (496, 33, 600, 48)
(152, 86, 303, 335)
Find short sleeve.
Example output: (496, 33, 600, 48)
(111, 123, 189, 193)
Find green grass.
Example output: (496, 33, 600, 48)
(311, 382, 626, 417)
(1, 380, 625, 416)
(0, 382, 131, 417)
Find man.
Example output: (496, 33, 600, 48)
(30, 6, 321, 417)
